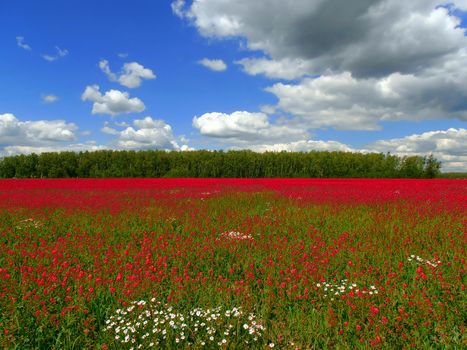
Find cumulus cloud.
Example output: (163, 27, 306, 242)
(266, 55, 467, 130)
(191, 110, 355, 152)
(249, 140, 354, 153)
(176, 0, 467, 131)
(0, 113, 77, 148)
(266, 73, 384, 130)
(0, 114, 191, 155)
(366, 128, 467, 171)
(81, 85, 145, 116)
(42, 46, 68, 62)
(16, 36, 31, 50)
(260, 105, 277, 115)
(2, 142, 107, 157)
(171, 0, 187, 18)
(114, 121, 130, 127)
(198, 58, 227, 72)
(453, 0, 467, 10)
(99, 60, 156, 88)
(193, 111, 308, 145)
(41, 94, 58, 103)
(108, 116, 189, 150)
(0, 114, 192, 155)
(180, 0, 467, 78)
(101, 121, 120, 135)
(236, 57, 314, 80)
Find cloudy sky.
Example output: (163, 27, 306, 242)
(1, 0, 466, 171)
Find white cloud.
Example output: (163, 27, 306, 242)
(452, 0, 467, 10)
(260, 105, 277, 114)
(266, 73, 385, 130)
(41, 94, 59, 103)
(266, 60, 467, 130)
(198, 58, 227, 72)
(99, 60, 156, 88)
(42, 46, 68, 62)
(81, 85, 145, 116)
(0, 113, 77, 147)
(117, 53, 129, 58)
(101, 126, 119, 135)
(249, 140, 354, 153)
(236, 57, 314, 80)
(114, 121, 130, 127)
(366, 128, 467, 171)
(172, 0, 187, 18)
(16, 36, 31, 50)
(177, 0, 467, 130)
(192, 111, 308, 144)
(110, 116, 188, 150)
(181, 0, 467, 78)
(2, 142, 107, 157)
(0, 114, 191, 155)
(180, 144, 195, 151)
(99, 60, 117, 81)
(101, 121, 120, 135)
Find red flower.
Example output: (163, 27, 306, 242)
(370, 306, 379, 316)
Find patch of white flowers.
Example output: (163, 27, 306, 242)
(220, 231, 254, 241)
(407, 255, 441, 268)
(15, 218, 42, 229)
(316, 279, 379, 300)
(105, 299, 265, 348)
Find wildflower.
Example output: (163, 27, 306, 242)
(105, 302, 265, 348)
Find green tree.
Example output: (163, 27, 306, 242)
(423, 154, 441, 178)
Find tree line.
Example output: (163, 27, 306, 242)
(0, 150, 441, 178)
(438, 172, 467, 179)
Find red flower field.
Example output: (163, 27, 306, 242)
(0, 179, 465, 348)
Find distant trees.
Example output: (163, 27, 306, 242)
(423, 154, 442, 179)
(438, 172, 467, 179)
(0, 150, 442, 178)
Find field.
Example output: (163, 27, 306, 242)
(0, 179, 465, 349)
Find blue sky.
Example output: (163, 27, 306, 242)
(1, 0, 466, 171)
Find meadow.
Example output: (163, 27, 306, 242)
(0, 179, 465, 349)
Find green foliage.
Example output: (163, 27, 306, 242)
(422, 154, 441, 179)
(0, 150, 441, 178)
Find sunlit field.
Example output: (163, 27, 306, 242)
(0, 179, 465, 349)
